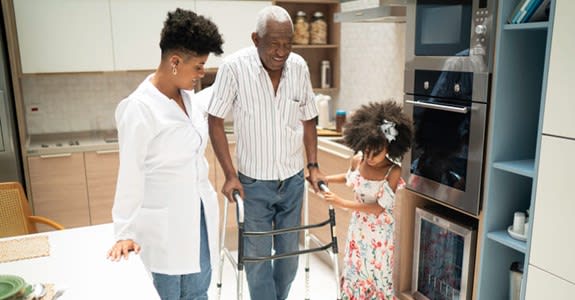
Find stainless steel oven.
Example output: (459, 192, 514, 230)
(403, 69, 487, 216)
(405, 0, 497, 74)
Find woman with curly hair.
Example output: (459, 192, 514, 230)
(107, 8, 223, 300)
(322, 101, 413, 300)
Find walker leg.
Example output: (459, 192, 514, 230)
(238, 269, 244, 300)
(332, 252, 341, 300)
(216, 199, 230, 300)
(304, 181, 310, 300)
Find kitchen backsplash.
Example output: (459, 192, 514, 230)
(337, 0, 406, 112)
(22, 72, 148, 134)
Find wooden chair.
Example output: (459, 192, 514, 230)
(0, 181, 64, 238)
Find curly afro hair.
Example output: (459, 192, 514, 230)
(342, 101, 413, 162)
(159, 8, 224, 58)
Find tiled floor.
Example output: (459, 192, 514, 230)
(208, 249, 339, 300)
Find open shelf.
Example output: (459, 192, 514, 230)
(504, 21, 549, 31)
(293, 44, 338, 49)
(493, 159, 535, 178)
(274, 0, 340, 91)
(487, 230, 527, 253)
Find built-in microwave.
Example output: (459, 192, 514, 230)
(405, 0, 497, 74)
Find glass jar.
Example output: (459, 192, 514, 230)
(293, 11, 310, 45)
(310, 11, 327, 45)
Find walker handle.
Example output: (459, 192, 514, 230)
(232, 190, 244, 223)
(318, 180, 330, 193)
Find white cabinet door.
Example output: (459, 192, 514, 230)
(530, 136, 575, 283)
(542, 0, 575, 139)
(195, 1, 271, 68)
(14, 0, 114, 73)
(110, 0, 196, 71)
(526, 265, 575, 300)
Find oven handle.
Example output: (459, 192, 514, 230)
(405, 100, 469, 114)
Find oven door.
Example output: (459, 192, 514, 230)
(402, 95, 487, 215)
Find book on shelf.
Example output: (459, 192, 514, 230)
(527, 0, 550, 22)
(507, 0, 530, 24)
(508, 0, 545, 24)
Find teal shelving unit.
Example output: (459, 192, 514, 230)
(476, 0, 555, 299)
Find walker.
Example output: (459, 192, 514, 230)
(216, 181, 341, 300)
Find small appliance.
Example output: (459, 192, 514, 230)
(405, 0, 498, 74)
(412, 206, 477, 300)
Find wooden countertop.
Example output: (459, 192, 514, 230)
(317, 128, 341, 136)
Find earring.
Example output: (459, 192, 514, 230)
(172, 65, 177, 75)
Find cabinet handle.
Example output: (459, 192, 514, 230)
(96, 149, 119, 155)
(318, 145, 352, 160)
(40, 153, 72, 159)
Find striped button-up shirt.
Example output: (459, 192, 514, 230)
(208, 47, 318, 180)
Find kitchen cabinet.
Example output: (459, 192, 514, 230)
(207, 140, 239, 248)
(529, 136, 575, 283)
(476, 1, 556, 299)
(109, 0, 196, 71)
(28, 153, 91, 229)
(84, 149, 120, 225)
(273, 0, 340, 92)
(28, 149, 120, 229)
(112, 0, 269, 71)
(525, 265, 575, 300)
(528, 0, 575, 294)
(13, 0, 270, 73)
(541, 0, 575, 140)
(195, 1, 272, 69)
(13, 0, 115, 73)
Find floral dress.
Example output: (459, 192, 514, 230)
(340, 165, 404, 300)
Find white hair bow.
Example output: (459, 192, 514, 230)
(380, 119, 398, 143)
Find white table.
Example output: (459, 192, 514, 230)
(0, 224, 159, 299)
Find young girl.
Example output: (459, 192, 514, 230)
(322, 101, 413, 300)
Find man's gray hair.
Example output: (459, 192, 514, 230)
(255, 5, 293, 37)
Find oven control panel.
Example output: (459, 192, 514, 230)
(471, 6, 492, 57)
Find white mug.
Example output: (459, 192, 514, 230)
(513, 212, 525, 235)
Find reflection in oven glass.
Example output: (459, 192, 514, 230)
(418, 219, 464, 300)
(410, 102, 470, 191)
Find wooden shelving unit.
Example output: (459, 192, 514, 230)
(273, 0, 340, 92)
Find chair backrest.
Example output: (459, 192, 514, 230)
(0, 181, 38, 238)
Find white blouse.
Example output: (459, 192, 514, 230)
(112, 75, 219, 275)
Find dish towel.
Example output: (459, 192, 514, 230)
(0, 235, 50, 263)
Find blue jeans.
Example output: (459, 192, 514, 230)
(239, 171, 305, 300)
(152, 204, 211, 300)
